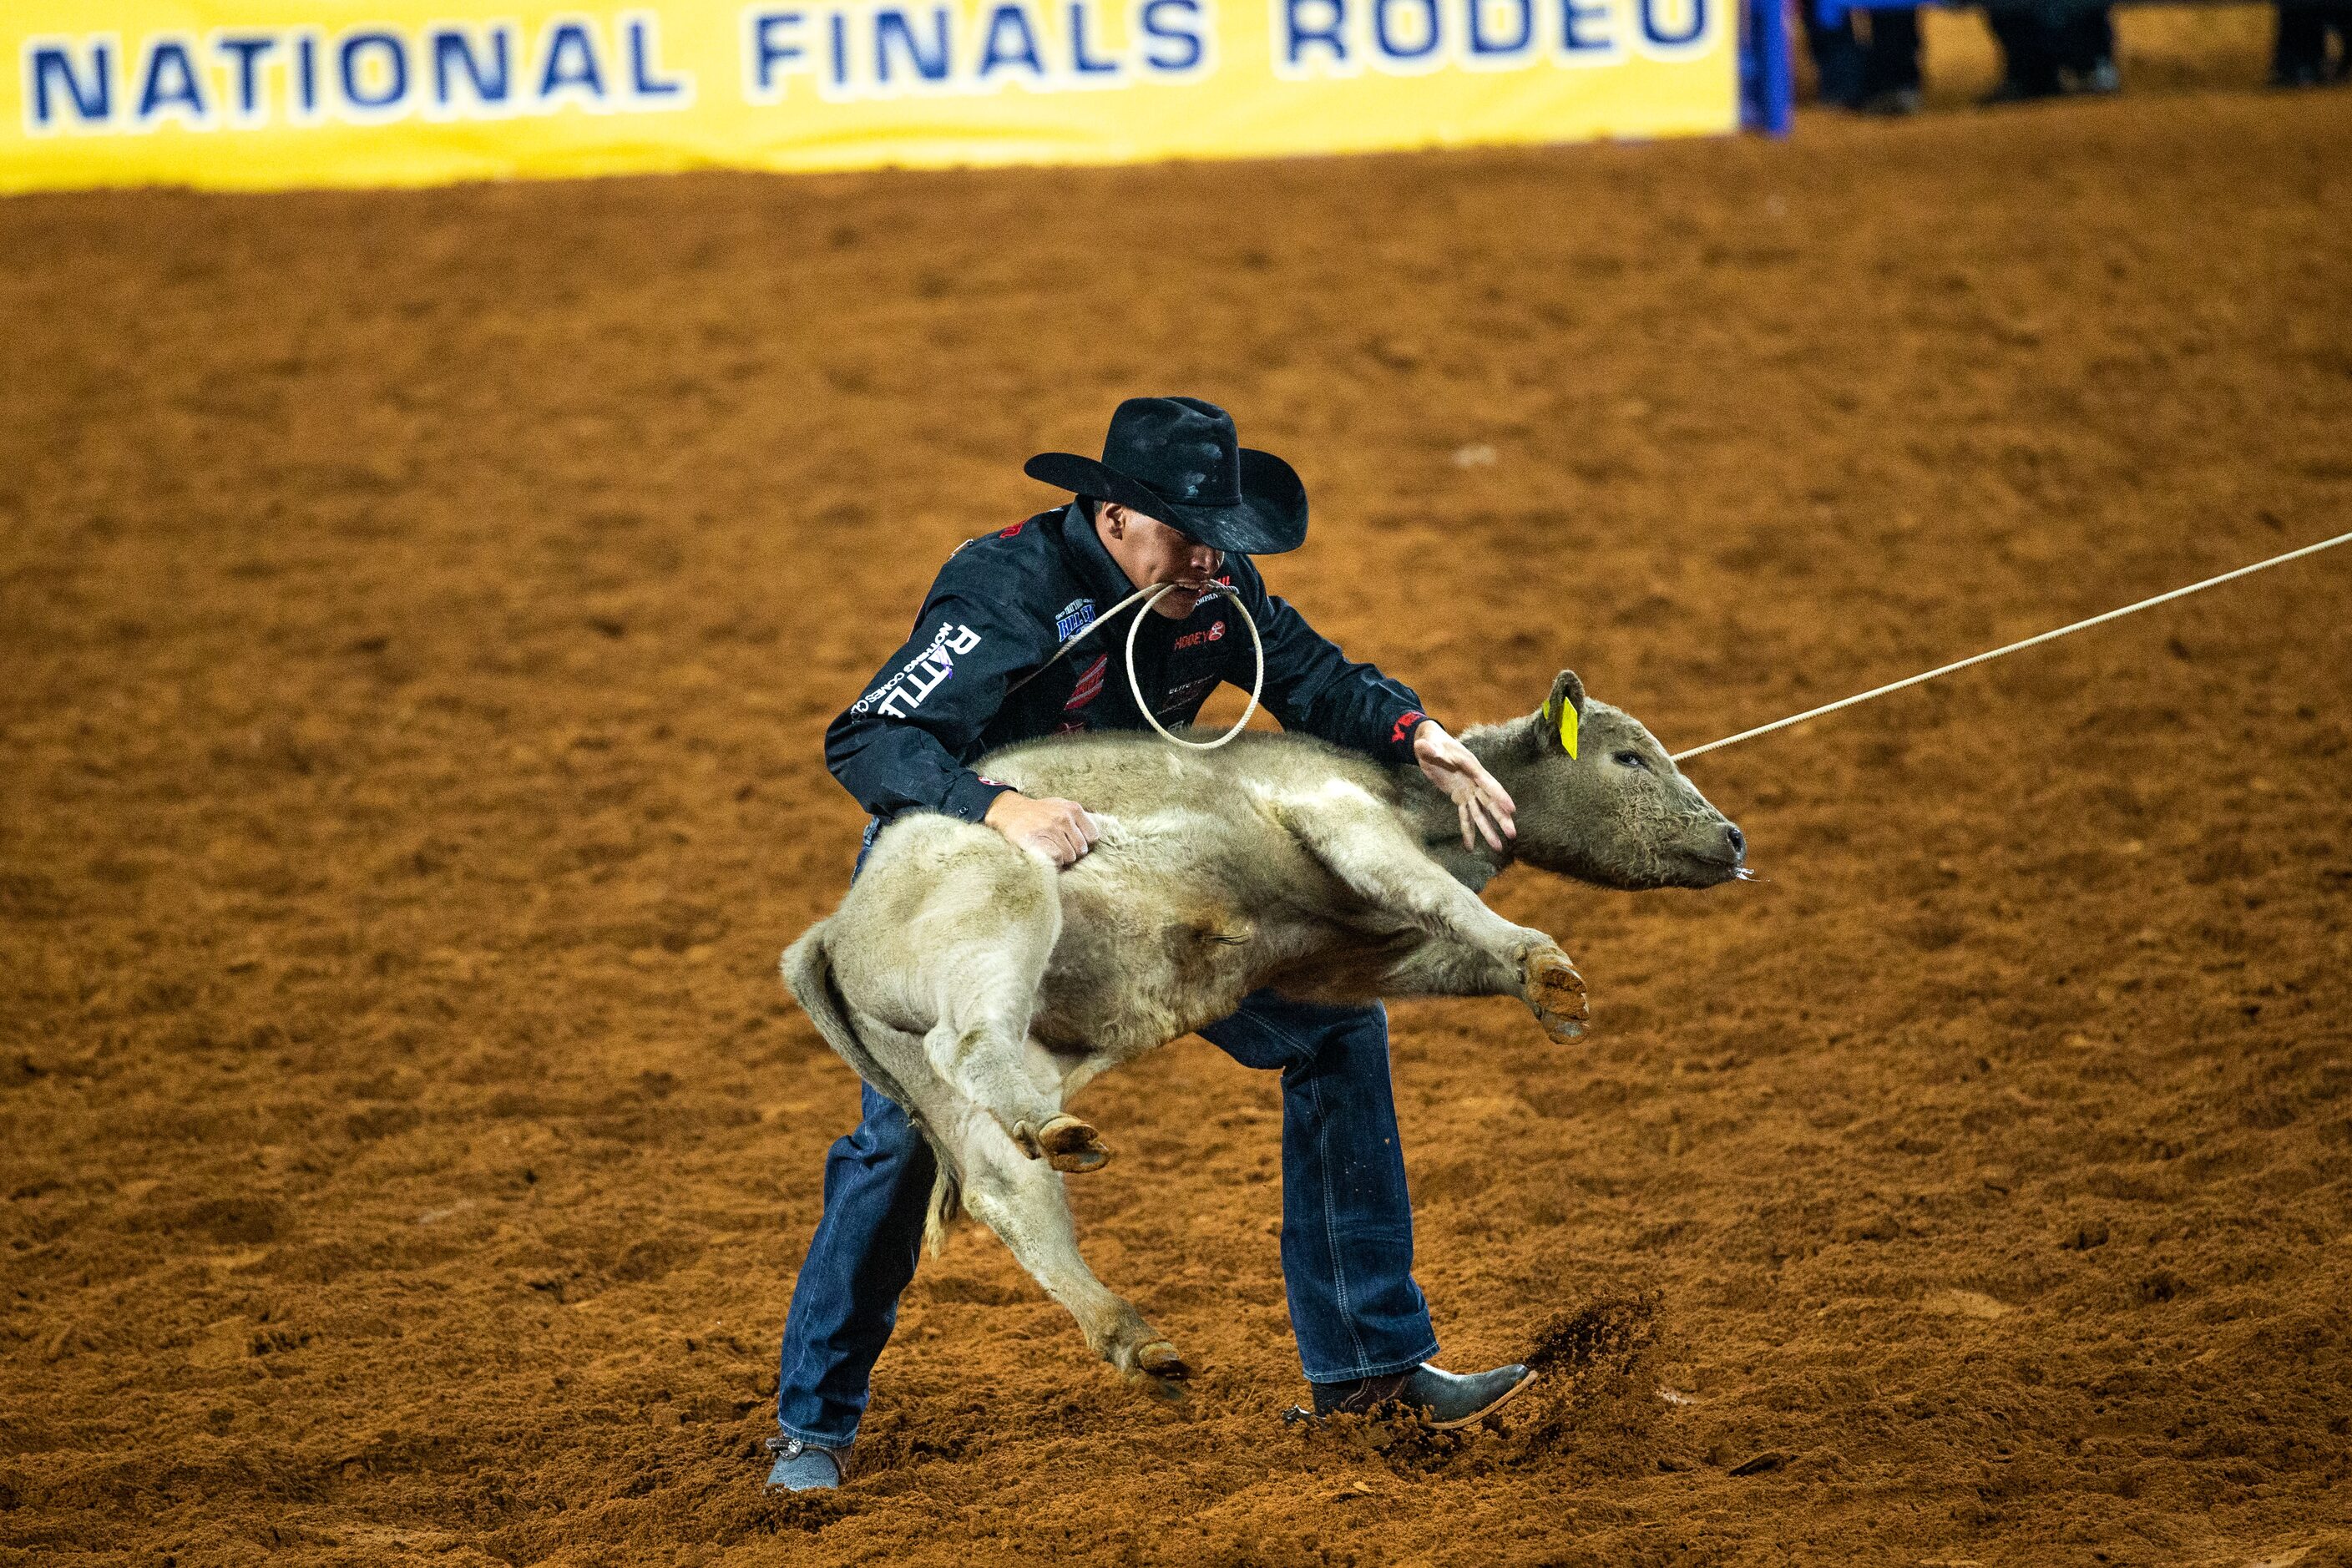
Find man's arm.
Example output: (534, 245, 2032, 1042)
(1230, 561, 1516, 851)
(824, 572, 1102, 865)
(1228, 561, 1433, 766)
(824, 586, 1043, 824)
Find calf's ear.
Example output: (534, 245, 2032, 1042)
(1541, 670, 1587, 758)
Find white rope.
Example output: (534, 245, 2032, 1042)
(1003, 579, 1267, 750)
(1673, 529, 2352, 764)
(1125, 581, 1265, 749)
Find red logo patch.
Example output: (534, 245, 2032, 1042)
(996, 521, 1025, 539)
(1390, 710, 1427, 745)
(1064, 655, 1108, 710)
(1172, 620, 1226, 651)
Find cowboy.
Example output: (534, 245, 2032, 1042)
(767, 397, 1535, 1492)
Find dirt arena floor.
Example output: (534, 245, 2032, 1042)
(4, 21, 2349, 1566)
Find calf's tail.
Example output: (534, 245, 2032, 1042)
(779, 921, 963, 1257)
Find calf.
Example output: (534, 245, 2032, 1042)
(783, 670, 1743, 1399)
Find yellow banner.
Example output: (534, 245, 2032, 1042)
(3, 1, 1734, 192)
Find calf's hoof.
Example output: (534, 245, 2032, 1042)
(1121, 1339, 1192, 1404)
(1523, 948, 1589, 1043)
(1013, 1114, 1112, 1173)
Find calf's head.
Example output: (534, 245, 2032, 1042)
(1504, 670, 1746, 891)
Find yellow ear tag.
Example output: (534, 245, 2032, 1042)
(1545, 695, 1579, 759)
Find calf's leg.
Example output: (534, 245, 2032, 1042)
(952, 1109, 1189, 1400)
(1376, 932, 1587, 1042)
(916, 926, 1109, 1173)
(837, 820, 1107, 1171)
(921, 1001, 1105, 1173)
(1277, 789, 1587, 1039)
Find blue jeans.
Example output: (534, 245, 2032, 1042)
(773, 989, 1439, 1447)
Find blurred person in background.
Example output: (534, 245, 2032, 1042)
(1983, 0, 2120, 102)
(1803, 1, 1925, 114)
(2271, 0, 2351, 84)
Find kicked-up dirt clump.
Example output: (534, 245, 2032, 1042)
(1515, 1292, 1667, 1469)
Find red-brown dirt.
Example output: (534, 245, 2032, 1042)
(3, 57, 2349, 1568)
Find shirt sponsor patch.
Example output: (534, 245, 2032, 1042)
(852, 620, 984, 719)
(1055, 597, 1096, 644)
(1172, 619, 1226, 651)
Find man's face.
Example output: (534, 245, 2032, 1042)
(1099, 504, 1224, 619)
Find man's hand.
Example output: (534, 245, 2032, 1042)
(1413, 721, 1518, 852)
(984, 790, 1101, 868)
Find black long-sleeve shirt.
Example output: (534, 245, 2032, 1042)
(826, 503, 1432, 824)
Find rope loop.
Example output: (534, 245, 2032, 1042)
(1124, 581, 1265, 750)
(1001, 577, 1267, 750)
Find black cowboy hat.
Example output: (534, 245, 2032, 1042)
(1024, 396, 1308, 556)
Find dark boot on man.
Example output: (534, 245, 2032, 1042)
(1308, 1362, 1536, 1429)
